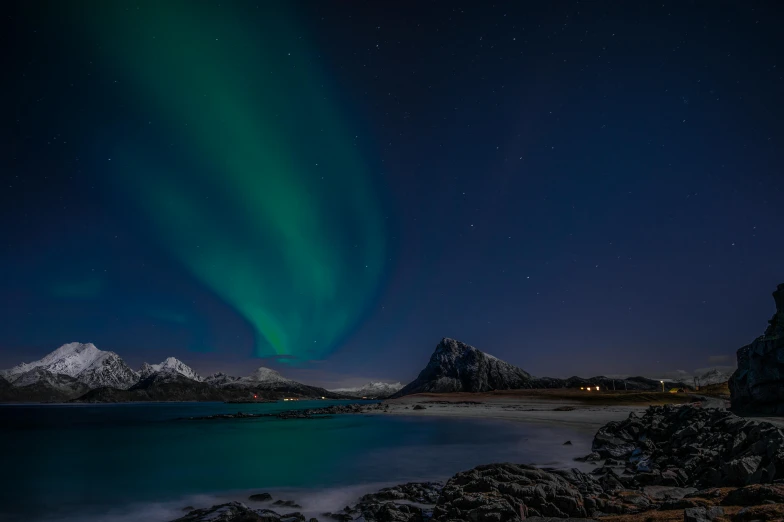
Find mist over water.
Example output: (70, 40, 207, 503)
(1, 401, 592, 522)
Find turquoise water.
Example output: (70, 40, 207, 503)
(0, 401, 592, 521)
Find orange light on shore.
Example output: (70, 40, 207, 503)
(254, 395, 257, 399)
(595, 386, 600, 391)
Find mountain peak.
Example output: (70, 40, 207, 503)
(0, 342, 138, 390)
(392, 338, 534, 397)
(139, 357, 202, 382)
(246, 366, 289, 383)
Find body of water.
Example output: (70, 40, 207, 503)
(0, 401, 592, 521)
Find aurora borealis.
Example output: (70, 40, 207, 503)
(3, 1, 784, 383)
(81, 2, 386, 360)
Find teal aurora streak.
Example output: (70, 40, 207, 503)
(78, 2, 386, 361)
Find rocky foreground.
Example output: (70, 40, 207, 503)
(172, 404, 784, 522)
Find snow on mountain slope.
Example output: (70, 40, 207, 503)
(391, 337, 535, 397)
(205, 367, 291, 388)
(11, 368, 85, 392)
(244, 367, 291, 384)
(695, 367, 735, 386)
(139, 357, 203, 381)
(0, 342, 139, 389)
(204, 372, 240, 386)
(330, 381, 404, 398)
(1, 342, 101, 382)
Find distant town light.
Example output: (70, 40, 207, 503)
(595, 386, 600, 391)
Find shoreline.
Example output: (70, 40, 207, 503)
(6, 397, 784, 522)
(375, 394, 656, 433)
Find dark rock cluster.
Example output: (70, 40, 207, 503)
(730, 283, 784, 414)
(589, 404, 784, 488)
(433, 464, 588, 520)
(174, 501, 317, 522)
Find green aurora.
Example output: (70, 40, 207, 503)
(75, 2, 386, 361)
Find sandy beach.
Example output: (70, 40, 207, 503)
(374, 389, 701, 433)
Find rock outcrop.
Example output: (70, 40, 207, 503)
(391, 338, 536, 397)
(173, 502, 312, 522)
(586, 405, 784, 488)
(730, 283, 784, 413)
(433, 463, 589, 520)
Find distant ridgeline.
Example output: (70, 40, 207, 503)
(1, 335, 716, 403)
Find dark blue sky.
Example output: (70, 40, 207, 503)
(2, 1, 782, 387)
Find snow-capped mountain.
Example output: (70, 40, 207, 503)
(0, 342, 139, 390)
(209, 366, 291, 387)
(204, 372, 240, 387)
(392, 338, 536, 397)
(695, 367, 734, 386)
(330, 381, 404, 398)
(245, 366, 290, 384)
(139, 357, 203, 382)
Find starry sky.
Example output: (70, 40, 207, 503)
(2, 1, 783, 387)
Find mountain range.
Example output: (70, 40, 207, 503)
(330, 381, 404, 399)
(0, 343, 349, 403)
(0, 338, 707, 403)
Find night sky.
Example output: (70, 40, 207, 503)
(2, 1, 783, 387)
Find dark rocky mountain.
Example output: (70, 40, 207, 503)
(730, 283, 784, 413)
(0, 370, 89, 402)
(392, 338, 691, 398)
(75, 374, 243, 402)
(391, 338, 538, 397)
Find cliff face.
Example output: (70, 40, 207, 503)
(730, 283, 784, 413)
(391, 338, 535, 397)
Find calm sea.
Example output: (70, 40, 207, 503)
(0, 401, 592, 521)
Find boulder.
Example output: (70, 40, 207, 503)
(432, 463, 589, 521)
(587, 404, 784, 487)
(730, 283, 784, 414)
